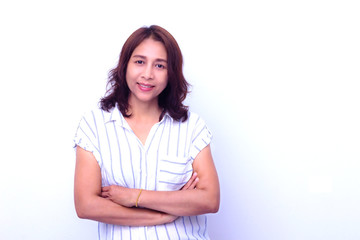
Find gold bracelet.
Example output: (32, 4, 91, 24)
(135, 189, 143, 208)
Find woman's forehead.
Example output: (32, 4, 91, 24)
(132, 38, 167, 60)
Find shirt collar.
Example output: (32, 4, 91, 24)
(104, 104, 127, 127)
(105, 104, 174, 127)
(160, 111, 173, 123)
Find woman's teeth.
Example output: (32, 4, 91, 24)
(139, 83, 152, 88)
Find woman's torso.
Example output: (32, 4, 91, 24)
(75, 106, 212, 239)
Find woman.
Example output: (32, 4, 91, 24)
(74, 25, 220, 239)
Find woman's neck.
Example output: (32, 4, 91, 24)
(126, 96, 162, 122)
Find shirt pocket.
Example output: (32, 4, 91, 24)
(157, 155, 193, 191)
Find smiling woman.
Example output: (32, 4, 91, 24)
(73, 25, 220, 240)
(125, 38, 169, 110)
(100, 25, 189, 122)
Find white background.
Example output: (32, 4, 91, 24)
(1, 0, 359, 239)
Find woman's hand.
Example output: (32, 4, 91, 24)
(162, 213, 178, 223)
(181, 172, 199, 190)
(101, 185, 139, 207)
(102, 172, 199, 207)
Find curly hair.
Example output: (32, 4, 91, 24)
(100, 25, 190, 122)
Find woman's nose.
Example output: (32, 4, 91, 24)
(142, 64, 154, 80)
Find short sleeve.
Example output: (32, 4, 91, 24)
(73, 112, 101, 162)
(189, 116, 213, 160)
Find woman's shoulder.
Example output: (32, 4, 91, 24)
(79, 104, 117, 123)
(186, 110, 200, 120)
(185, 111, 208, 127)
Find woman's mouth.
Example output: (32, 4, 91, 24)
(137, 83, 154, 91)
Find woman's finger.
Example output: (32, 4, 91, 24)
(188, 177, 199, 189)
(101, 191, 109, 198)
(182, 172, 197, 190)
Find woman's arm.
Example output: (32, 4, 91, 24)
(102, 145, 220, 216)
(74, 146, 177, 226)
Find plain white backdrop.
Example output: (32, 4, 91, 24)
(1, 0, 359, 239)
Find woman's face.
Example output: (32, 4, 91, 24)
(126, 38, 168, 107)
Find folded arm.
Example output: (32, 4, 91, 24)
(74, 146, 176, 226)
(102, 145, 220, 216)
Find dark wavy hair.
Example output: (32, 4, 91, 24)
(100, 25, 190, 122)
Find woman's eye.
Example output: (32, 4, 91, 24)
(135, 60, 144, 64)
(156, 64, 165, 69)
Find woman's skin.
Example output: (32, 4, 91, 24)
(101, 145, 220, 216)
(74, 37, 220, 226)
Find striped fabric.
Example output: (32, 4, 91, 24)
(74, 105, 212, 240)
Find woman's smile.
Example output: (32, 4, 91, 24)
(137, 82, 155, 91)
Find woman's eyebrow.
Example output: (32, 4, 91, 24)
(132, 55, 167, 62)
(132, 55, 146, 60)
(156, 58, 167, 63)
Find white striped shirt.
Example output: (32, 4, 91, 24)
(74, 105, 212, 240)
